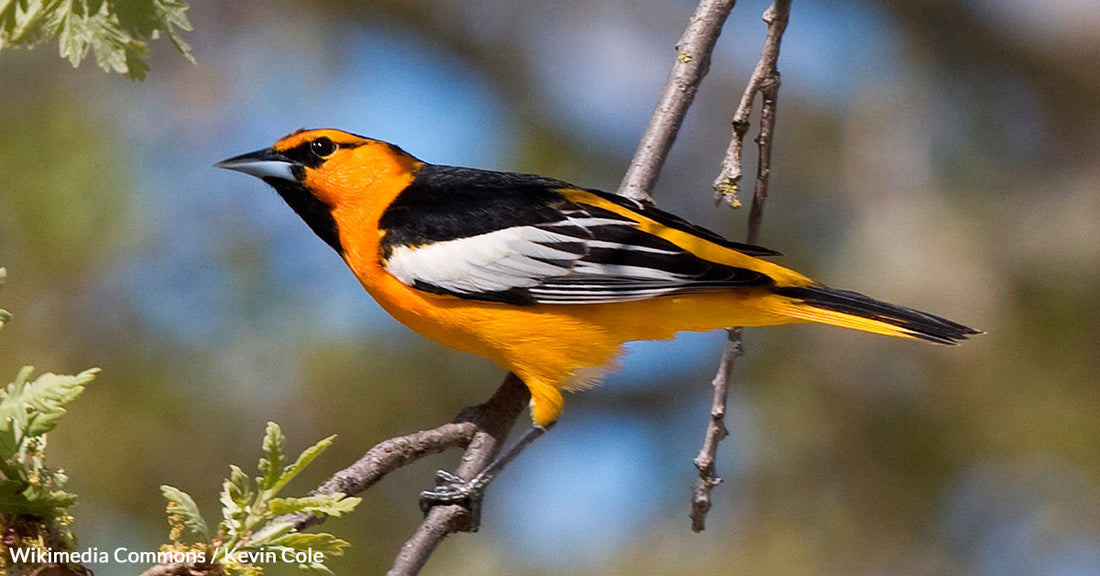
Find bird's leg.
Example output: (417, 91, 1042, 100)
(419, 423, 554, 524)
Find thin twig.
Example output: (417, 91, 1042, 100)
(690, 0, 791, 533)
(745, 67, 782, 243)
(617, 0, 737, 202)
(287, 421, 480, 531)
(712, 0, 791, 210)
(689, 327, 740, 527)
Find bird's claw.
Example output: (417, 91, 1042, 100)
(419, 470, 484, 525)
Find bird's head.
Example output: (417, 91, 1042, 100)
(217, 128, 423, 253)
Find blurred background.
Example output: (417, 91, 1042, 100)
(2, 0, 1099, 574)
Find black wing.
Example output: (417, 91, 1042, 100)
(379, 165, 774, 305)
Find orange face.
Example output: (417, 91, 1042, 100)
(271, 129, 423, 219)
(218, 128, 423, 261)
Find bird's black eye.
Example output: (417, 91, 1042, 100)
(310, 137, 337, 158)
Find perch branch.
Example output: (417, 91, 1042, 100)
(135, 377, 528, 576)
(287, 421, 480, 531)
(387, 374, 529, 576)
(690, 0, 790, 533)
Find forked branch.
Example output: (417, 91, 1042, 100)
(386, 374, 529, 575)
(691, 0, 791, 533)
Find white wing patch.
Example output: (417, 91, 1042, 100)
(385, 226, 585, 295)
(384, 209, 763, 304)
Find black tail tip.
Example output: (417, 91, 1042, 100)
(775, 286, 982, 345)
(914, 324, 983, 345)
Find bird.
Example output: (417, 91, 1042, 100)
(217, 128, 979, 509)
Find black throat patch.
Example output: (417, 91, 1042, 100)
(264, 177, 343, 254)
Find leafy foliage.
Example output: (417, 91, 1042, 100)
(0, 0, 194, 79)
(162, 484, 209, 542)
(0, 270, 98, 576)
(0, 365, 97, 517)
(0, 365, 96, 574)
(162, 422, 361, 575)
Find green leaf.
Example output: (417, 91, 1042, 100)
(258, 421, 286, 493)
(21, 368, 97, 437)
(267, 434, 336, 496)
(218, 464, 252, 536)
(0, 367, 96, 455)
(268, 532, 351, 557)
(0, 366, 35, 455)
(162, 484, 210, 541)
(0, 476, 77, 517)
(16, 483, 78, 516)
(56, 4, 89, 68)
(0, 364, 94, 520)
(170, 425, 354, 575)
(245, 517, 294, 545)
(266, 494, 361, 518)
(154, 0, 194, 63)
(86, 1, 138, 75)
(0, 479, 27, 507)
(0, 0, 193, 79)
(298, 563, 335, 576)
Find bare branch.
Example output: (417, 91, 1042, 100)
(712, 0, 791, 210)
(387, 373, 529, 576)
(689, 327, 740, 530)
(617, 0, 737, 202)
(287, 421, 480, 531)
(691, 0, 791, 532)
(744, 70, 782, 243)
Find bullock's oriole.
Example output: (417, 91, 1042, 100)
(217, 128, 978, 508)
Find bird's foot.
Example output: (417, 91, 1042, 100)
(417, 425, 553, 530)
(419, 470, 485, 528)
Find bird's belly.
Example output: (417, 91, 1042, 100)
(363, 272, 794, 384)
(366, 273, 621, 378)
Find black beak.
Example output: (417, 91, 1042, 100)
(215, 147, 299, 182)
